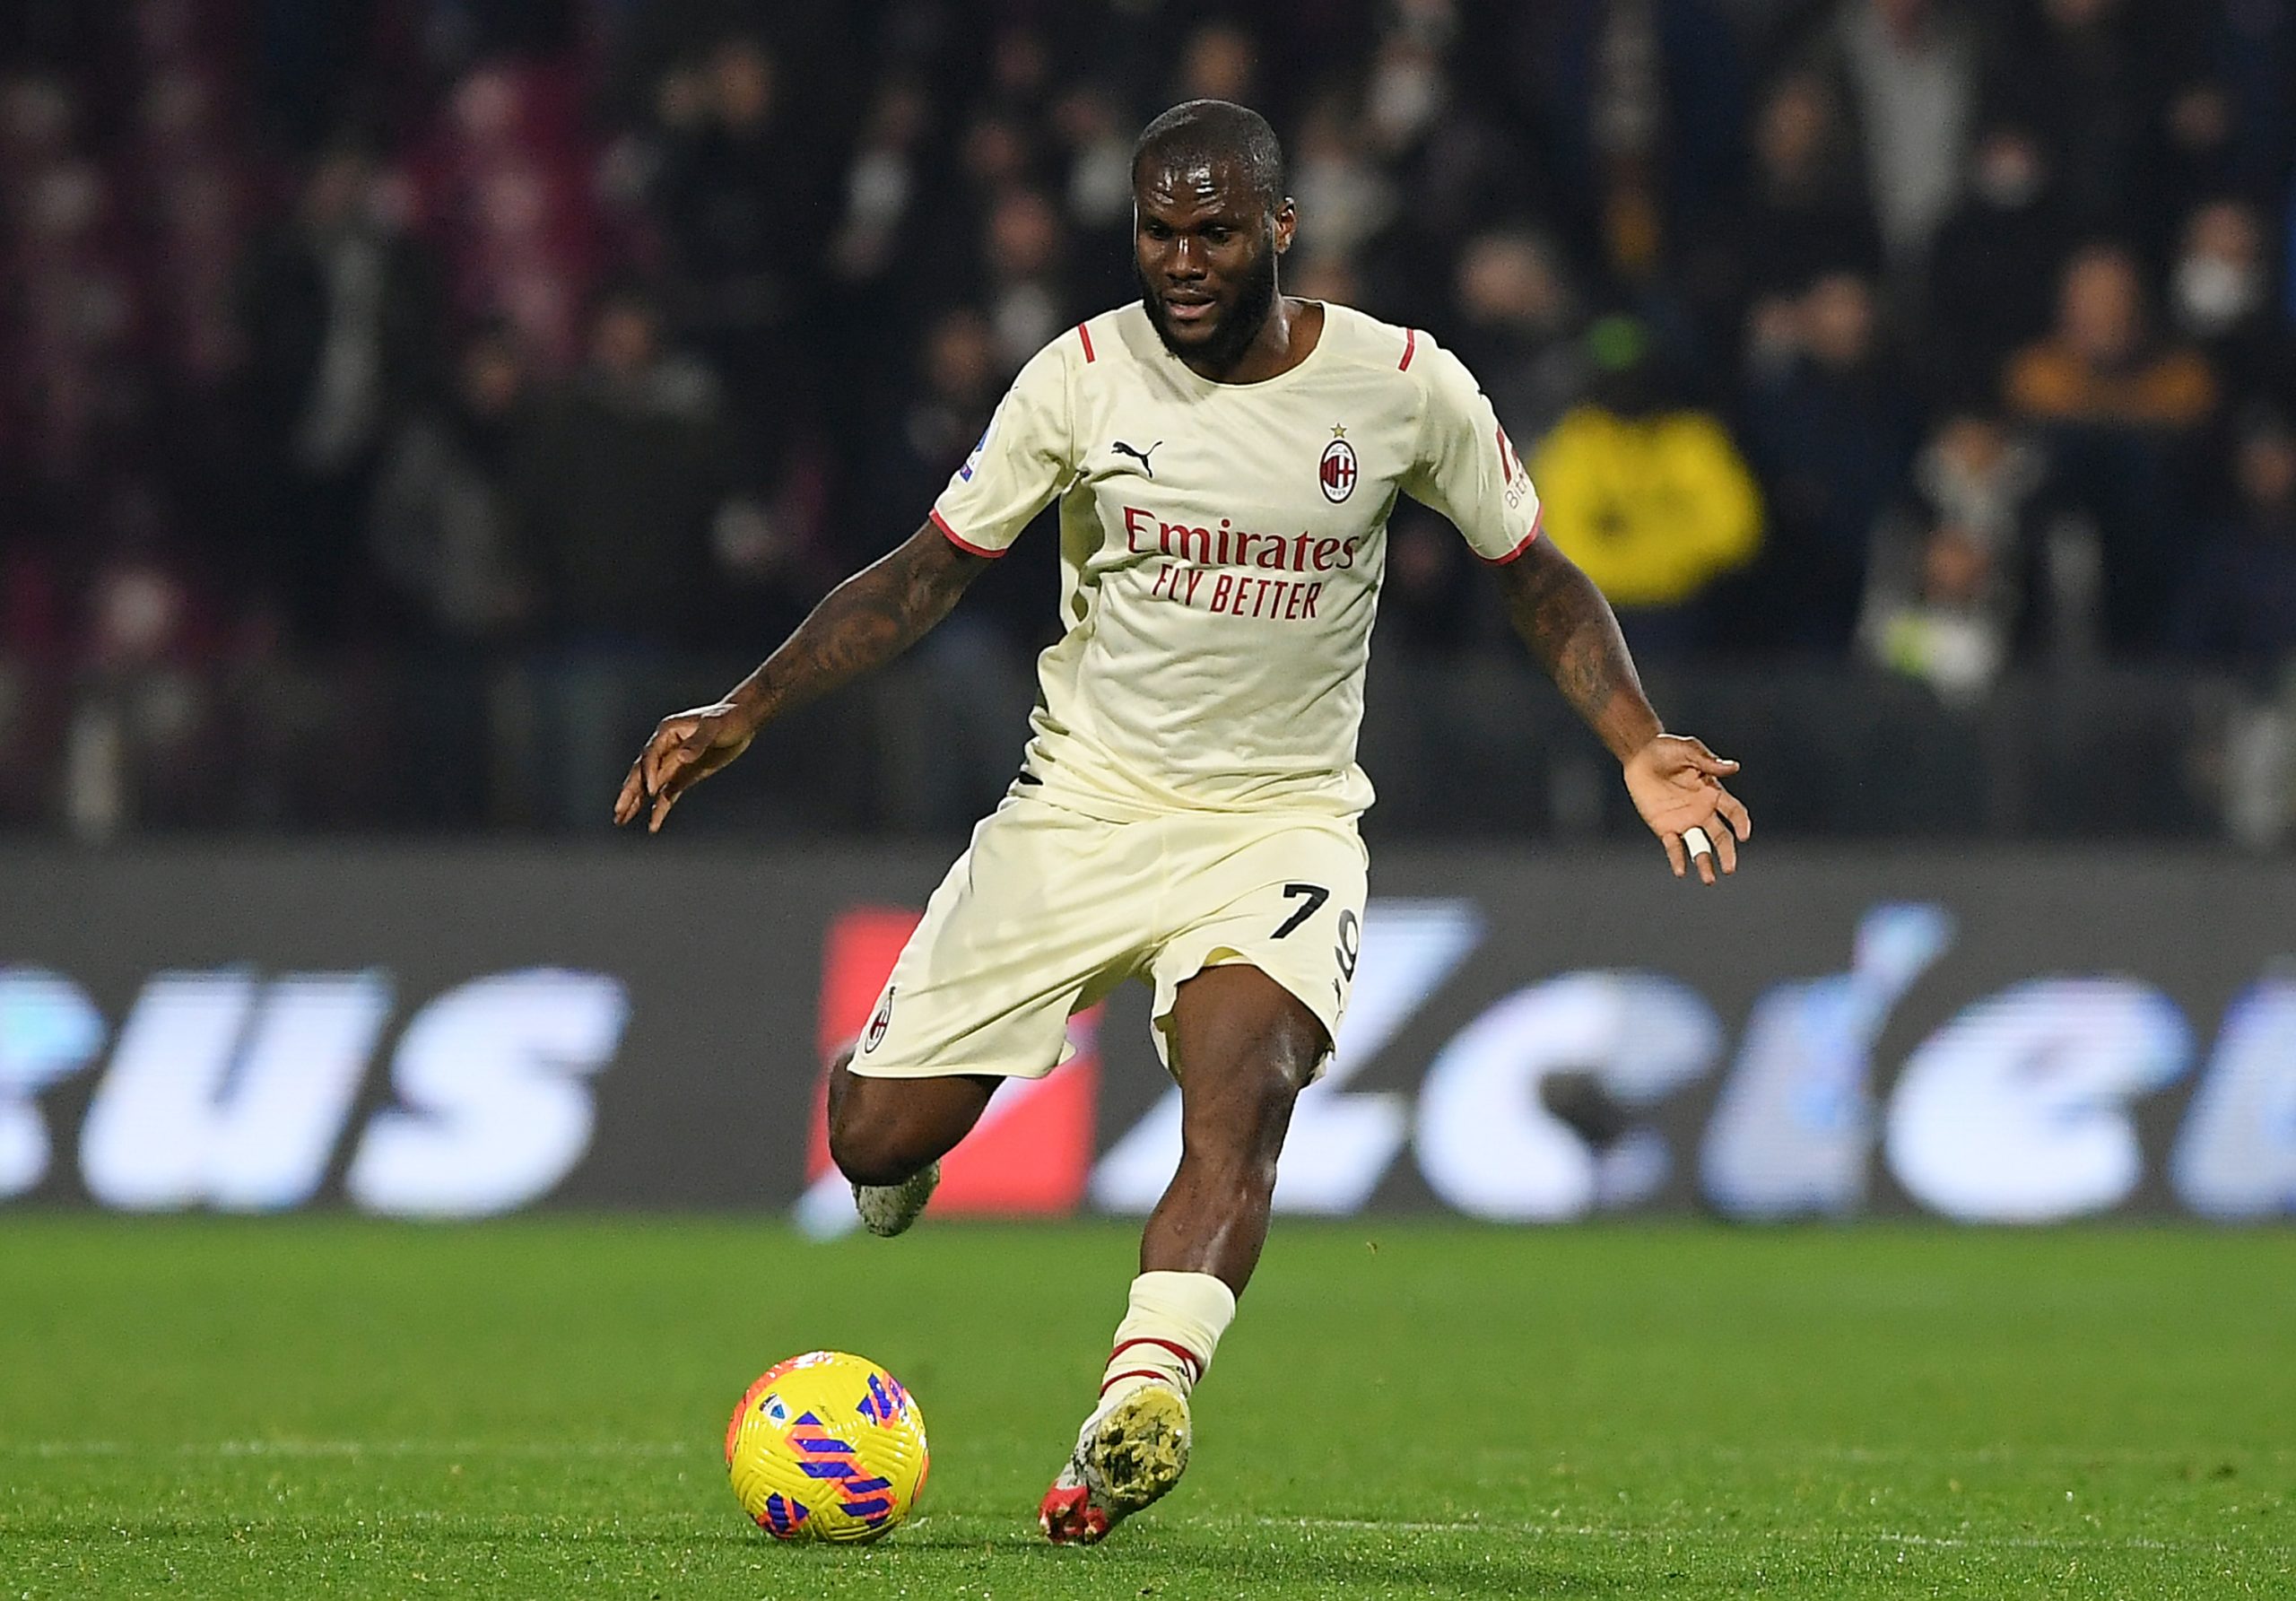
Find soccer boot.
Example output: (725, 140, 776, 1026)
(852, 1160, 939, 1238)
(1038, 1380, 1192, 1544)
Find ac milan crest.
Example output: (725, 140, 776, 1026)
(1319, 434, 1359, 503)
(864, 987, 895, 1052)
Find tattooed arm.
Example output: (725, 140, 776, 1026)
(1492, 536, 1752, 882)
(1493, 535, 1662, 761)
(614, 522, 988, 832)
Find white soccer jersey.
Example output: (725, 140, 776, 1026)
(929, 301, 1542, 821)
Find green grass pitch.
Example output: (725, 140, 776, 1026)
(2, 1219, 2288, 1598)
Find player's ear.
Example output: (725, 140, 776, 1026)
(1273, 196, 1296, 254)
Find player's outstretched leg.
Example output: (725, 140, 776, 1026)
(1040, 965, 1322, 1544)
(826, 1048, 996, 1237)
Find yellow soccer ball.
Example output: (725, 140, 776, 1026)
(725, 1351, 930, 1542)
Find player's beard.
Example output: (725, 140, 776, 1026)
(1140, 235, 1281, 377)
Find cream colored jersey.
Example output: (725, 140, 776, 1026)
(929, 301, 1542, 822)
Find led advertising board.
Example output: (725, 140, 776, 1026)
(3, 848, 2289, 1223)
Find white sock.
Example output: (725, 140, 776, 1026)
(1098, 1271, 1237, 1408)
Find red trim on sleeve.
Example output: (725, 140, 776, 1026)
(1480, 510, 1544, 566)
(1076, 322, 1096, 362)
(1397, 328, 1417, 370)
(931, 507, 1004, 558)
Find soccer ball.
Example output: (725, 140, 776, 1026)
(725, 1351, 930, 1542)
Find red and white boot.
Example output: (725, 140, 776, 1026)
(1038, 1379, 1192, 1544)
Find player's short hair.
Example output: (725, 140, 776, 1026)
(1131, 100, 1286, 216)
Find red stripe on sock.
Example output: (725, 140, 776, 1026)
(1108, 1336, 1203, 1380)
(1100, 1369, 1174, 1395)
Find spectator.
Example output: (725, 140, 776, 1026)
(512, 283, 742, 641)
(1507, 0, 1748, 286)
(235, 140, 442, 647)
(2169, 198, 2294, 413)
(865, 309, 1002, 552)
(415, 61, 605, 370)
(366, 318, 535, 823)
(987, 26, 1054, 120)
(509, 283, 748, 824)
(1290, 96, 1397, 288)
(1858, 408, 2051, 704)
(979, 188, 1071, 377)
(1743, 272, 1921, 652)
(1448, 229, 1591, 448)
(910, 111, 1039, 313)
(649, 35, 830, 492)
(1362, 33, 1449, 164)
(2179, 0, 2296, 205)
(831, 81, 932, 291)
(2178, 404, 2296, 849)
(1906, 409, 2052, 573)
(2006, 242, 2219, 648)
(1825, 0, 1985, 269)
(2005, 244, 2217, 433)
(1529, 316, 1763, 656)
(1861, 517, 2009, 706)
(1923, 122, 2082, 405)
(1174, 21, 1259, 109)
(1683, 69, 1882, 355)
(1993, 0, 2174, 234)
(1049, 85, 1137, 309)
(2170, 407, 2296, 679)
(368, 319, 534, 648)
(825, 79, 938, 396)
(65, 480, 222, 838)
(1358, 85, 1539, 333)
(9, 151, 142, 491)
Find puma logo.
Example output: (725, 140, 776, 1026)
(1112, 439, 1162, 477)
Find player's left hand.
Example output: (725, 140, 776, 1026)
(1622, 735, 1751, 885)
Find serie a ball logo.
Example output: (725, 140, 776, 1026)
(726, 1351, 931, 1542)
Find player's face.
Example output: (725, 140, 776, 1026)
(1134, 159, 1294, 374)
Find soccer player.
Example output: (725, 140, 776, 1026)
(615, 100, 1751, 1544)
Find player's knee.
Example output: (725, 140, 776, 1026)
(826, 1080, 918, 1188)
(1253, 1057, 1307, 1127)
(827, 1109, 916, 1189)
(1239, 1022, 1322, 1128)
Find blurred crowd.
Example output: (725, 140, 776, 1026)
(3, 0, 2295, 833)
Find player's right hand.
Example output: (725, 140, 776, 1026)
(613, 701, 758, 833)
